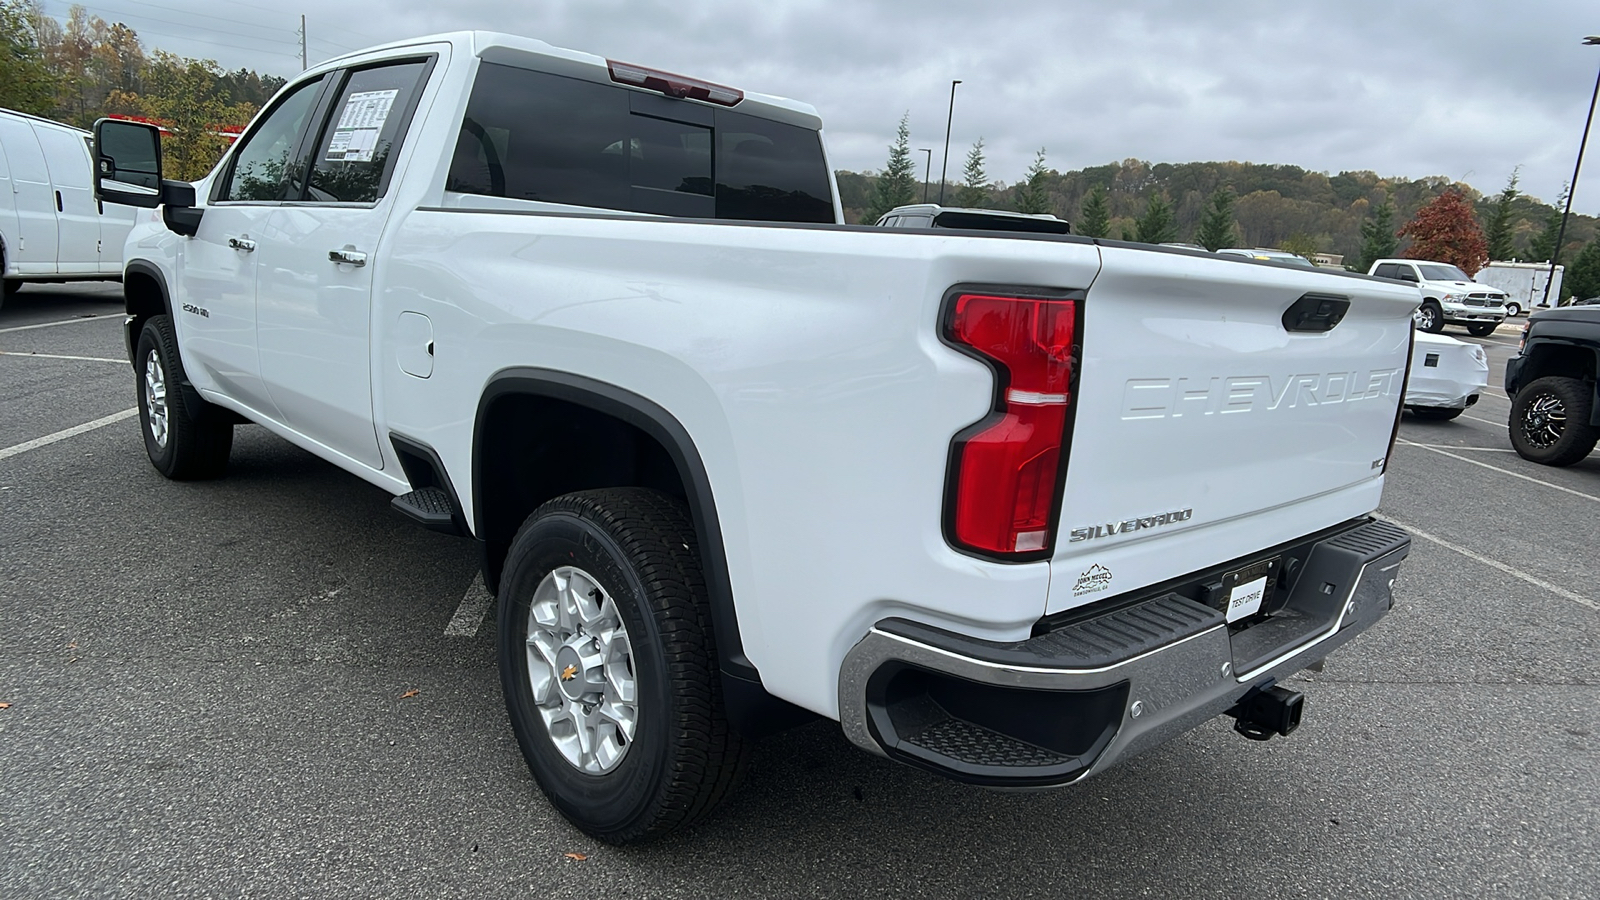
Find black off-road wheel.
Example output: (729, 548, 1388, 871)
(1407, 405, 1466, 421)
(1466, 322, 1497, 337)
(135, 315, 233, 479)
(498, 488, 749, 844)
(1509, 376, 1598, 467)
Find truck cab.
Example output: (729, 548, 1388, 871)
(1368, 258, 1507, 335)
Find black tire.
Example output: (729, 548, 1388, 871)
(1408, 405, 1465, 421)
(135, 315, 233, 479)
(498, 488, 749, 844)
(1415, 301, 1444, 333)
(1505, 302, 1522, 317)
(1508, 376, 1599, 467)
(1466, 322, 1497, 337)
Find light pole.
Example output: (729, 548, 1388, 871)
(919, 148, 932, 204)
(1542, 35, 1600, 308)
(938, 80, 961, 205)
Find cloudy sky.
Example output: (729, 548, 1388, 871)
(38, 0, 1600, 214)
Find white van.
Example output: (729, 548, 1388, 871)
(0, 107, 136, 309)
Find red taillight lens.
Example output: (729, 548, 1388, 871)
(945, 293, 1079, 556)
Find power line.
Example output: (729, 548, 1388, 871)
(42, 1, 301, 48)
(120, 0, 299, 39)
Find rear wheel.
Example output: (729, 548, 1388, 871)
(1466, 322, 1497, 337)
(1414, 301, 1444, 333)
(1509, 376, 1598, 466)
(498, 488, 749, 844)
(135, 315, 233, 479)
(1408, 405, 1465, 421)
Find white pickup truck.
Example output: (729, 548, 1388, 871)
(1368, 258, 1509, 335)
(94, 31, 1417, 844)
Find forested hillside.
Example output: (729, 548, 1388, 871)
(1, 1, 285, 178)
(838, 159, 1597, 272)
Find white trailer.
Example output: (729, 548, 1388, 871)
(1475, 261, 1564, 316)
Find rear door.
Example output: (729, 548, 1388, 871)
(31, 122, 101, 273)
(256, 57, 433, 470)
(0, 115, 58, 274)
(1045, 248, 1418, 613)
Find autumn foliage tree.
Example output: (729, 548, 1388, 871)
(1399, 190, 1488, 275)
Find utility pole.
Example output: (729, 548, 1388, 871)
(937, 80, 961, 206)
(1543, 35, 1600, 308)
(299, 15, 308, 71)
(919, 148, 932, 204)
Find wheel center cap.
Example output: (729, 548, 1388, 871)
(555, 646, 586, 701)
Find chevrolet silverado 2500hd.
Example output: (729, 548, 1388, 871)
(93, 31, 1417, 844)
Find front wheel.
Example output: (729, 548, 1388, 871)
(1466, 322, 1498, 337)
(1505, 302, 1523, 317)
(498, 488, 749, 844)
(1508, 376, 1599, 466)
(135, 315, 233, 479)
(1414, 302, 1444, 333)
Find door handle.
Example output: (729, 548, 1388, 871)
(56, 191, 63, 212)
(228, 236, 256, 252)
(328, 247, 367, 267)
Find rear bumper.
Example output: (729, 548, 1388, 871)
(837, 518, 1409, 787)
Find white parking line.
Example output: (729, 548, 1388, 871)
(1411, 444, 1516, 453)
(0, 350, 125, 364)
(1395, 439, 1600, 503)
(1379, 515, 1598, 613)
(445, 573, 495, 637)
(0, 313, 122, 334)
(0, 408, 138, 462)
(1458, 413, 1504, 428)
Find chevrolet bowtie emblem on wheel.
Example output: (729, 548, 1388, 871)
(560, 664, 578, 681)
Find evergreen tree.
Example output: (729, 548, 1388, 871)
(862, 113, 917, 223)
(1133, 192, 1177, 244)
(1482, 169, 1520, 262)
(1565, 239, 1600, 302)
(1193, 188, 1238, 251)
(1013, 148, 1052, 215)
(1529, 185, 1569, 263)
(955, 138, 989, 208)
(1356, 199, 1399, 271)
(1077, 186, 1111, 238)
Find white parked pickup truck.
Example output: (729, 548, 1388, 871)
(1368, 258, 1508, 336)
(94, 31, 1417, 844)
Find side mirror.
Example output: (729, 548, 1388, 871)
(93, 118, 164, 208)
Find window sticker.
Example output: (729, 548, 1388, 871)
(326, 89, 398, 163)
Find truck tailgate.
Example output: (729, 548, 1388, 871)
(1047, 247, 1418, 614)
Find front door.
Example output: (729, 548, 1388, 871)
(256, 59, 431, 471)
(178, 75, 327, 414)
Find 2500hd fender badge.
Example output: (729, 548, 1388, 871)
(1069, 507, 1192, 543)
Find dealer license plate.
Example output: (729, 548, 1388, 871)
(1222, 557, 1280, 623)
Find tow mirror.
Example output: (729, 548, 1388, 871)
(92, 119, 163, 208)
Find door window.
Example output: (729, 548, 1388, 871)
(304, 61, 431, 204)
(218, 76, 325, 202)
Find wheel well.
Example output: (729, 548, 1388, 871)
(1522, 343, 1598, 385)
(476, 392, 687, 590)
(123, 267, 169, 328)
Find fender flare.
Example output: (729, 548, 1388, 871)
(474, 368, 758, 685)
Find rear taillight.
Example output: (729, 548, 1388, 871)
(943, 290, 1081, 558)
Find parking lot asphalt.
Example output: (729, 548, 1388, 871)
(2, 285, 1596, 899)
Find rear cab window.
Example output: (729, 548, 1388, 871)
(448, 62, 833, 223)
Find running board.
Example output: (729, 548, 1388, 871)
(391, 487, 464, 536)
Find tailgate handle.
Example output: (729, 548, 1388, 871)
(1282, 293, 1350, 334)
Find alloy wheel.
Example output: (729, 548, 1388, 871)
(1520, 392, 1567, 449)
(144, 351, 169, 449)
(525, 565, 638, 774)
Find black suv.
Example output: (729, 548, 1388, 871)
(1505, 306, 1600, 466)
